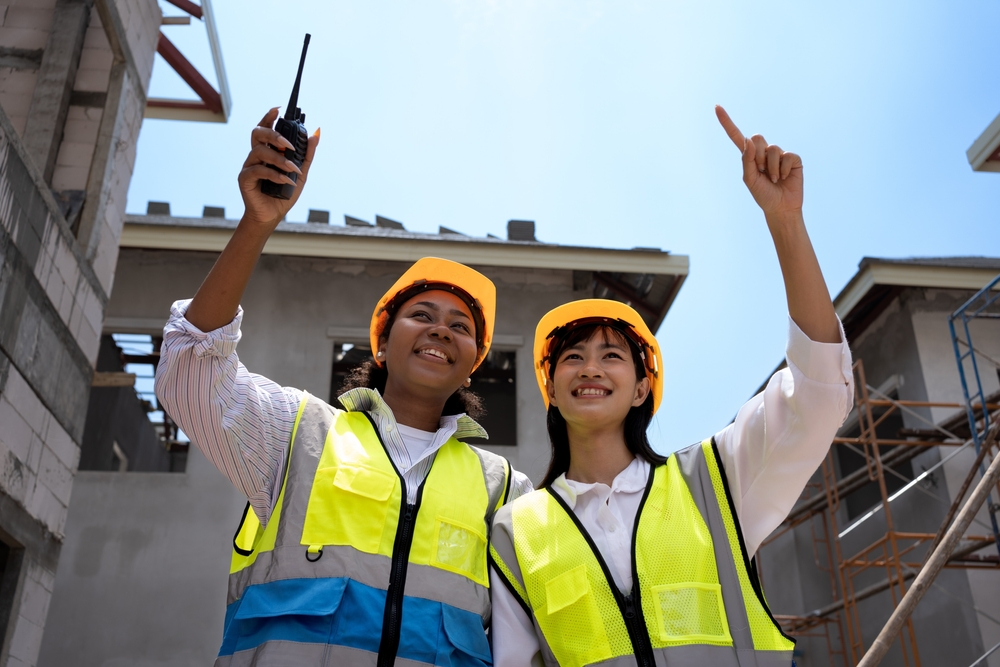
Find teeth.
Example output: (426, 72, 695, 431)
(577, 388, 609, 396)
(419, 349, 447, 360)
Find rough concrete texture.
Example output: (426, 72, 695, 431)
(0, 1, 160, 665)
(37, 447, 245, 667)
(757, 285, 1000, 667)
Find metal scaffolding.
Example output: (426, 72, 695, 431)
(759, 357, 1000, 667)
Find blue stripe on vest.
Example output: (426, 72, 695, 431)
(219, 577, 492, 667)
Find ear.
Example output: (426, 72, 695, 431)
(546, 377, 559, 407)
(631, 376, 650, 407)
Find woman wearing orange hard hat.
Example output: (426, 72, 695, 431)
(488, 107, 854, 667)
(155, 109, 531, 667)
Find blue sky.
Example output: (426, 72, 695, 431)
(129, 0, 1000, 453)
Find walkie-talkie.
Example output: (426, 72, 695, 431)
(261, 34, 311, 200)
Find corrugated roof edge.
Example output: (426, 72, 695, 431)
(858, 256, 1000, 271)
(123, 213, 672, 253)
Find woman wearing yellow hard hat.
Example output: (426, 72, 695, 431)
(155, 109, 531, 666)
(488, 107, 854, 667)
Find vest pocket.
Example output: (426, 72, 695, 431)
(649, 582, 732, 644)
(301, 465, 396, 554)
(226, 578, 347, 654)
(432, 516, 488, 586)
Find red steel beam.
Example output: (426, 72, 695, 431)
(156, 32, 222, 114)
(163, 0, 203, 19)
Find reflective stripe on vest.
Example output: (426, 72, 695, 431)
(220, 393, 511, 667)
(489, 439, 794, 667)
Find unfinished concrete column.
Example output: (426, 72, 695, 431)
(22, 0, 94, 184)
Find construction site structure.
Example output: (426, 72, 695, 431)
(757, 264, 1000, 667)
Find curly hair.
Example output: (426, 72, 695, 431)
(338, 359, 486, 420)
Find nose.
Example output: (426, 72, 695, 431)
(428, 324, 451, 341)
(579, 361, 603, 378)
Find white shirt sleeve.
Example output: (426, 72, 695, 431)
(714, 315, 854, 557)
(154, 299, 302, 525)
(491, 568, 545, 667)
(508, 469, 535, 502)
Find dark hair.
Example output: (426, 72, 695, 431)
(540, 323, 664, 487)
(336, 309, 486, 420)
(338, 359, 485, 420)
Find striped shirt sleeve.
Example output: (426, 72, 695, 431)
(154, 299, 301, 526)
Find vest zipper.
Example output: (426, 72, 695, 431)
(361, 412, 426, 667)
(377, 489, 423, 667)
(620, 591, 655, 667)
(545, 467, 658, 667)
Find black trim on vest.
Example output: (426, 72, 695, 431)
(232, 502, 254, 557)
(546, 479, 657, 667)
(488, 550, 533, 617)
(708, 437, 796, 645)
(358, 412, 427, 667)
(501, 457, 513, 507)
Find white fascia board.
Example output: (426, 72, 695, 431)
(144, 102, 227, 123)
(835, 262, 1000, 318)
(120, 223, 690, 276)
(967, 110, 1000, 171)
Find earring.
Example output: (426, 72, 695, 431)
(376, 350, 384, 358)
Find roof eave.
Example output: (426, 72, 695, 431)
(967, 110, 1000, 172)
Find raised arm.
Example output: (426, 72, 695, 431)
(184, 107, 320, 332)
(715, 105, 840, 344)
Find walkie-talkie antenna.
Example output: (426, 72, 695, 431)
(285, 33, 311, 120)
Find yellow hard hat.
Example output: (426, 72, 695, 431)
(533, 299, 662, 414)
(371, 257, 496, 372)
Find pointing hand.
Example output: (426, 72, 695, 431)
(716, 105, 802, 218)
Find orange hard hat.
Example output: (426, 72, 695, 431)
(370, 257, 496, 372)
(534, 299, 662, 414)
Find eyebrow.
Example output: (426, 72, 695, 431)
(410, 301, 471, 320)
(563, 341, 628, 353)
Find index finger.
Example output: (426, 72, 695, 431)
(715, 105, 745, 151)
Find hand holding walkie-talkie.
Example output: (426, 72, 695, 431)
(261, 34, 312, 199)
(235, 33, 319, 231)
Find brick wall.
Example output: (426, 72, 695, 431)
(0, 1, 160, 665)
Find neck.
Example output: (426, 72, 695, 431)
(564, 421, 635, 486)
(381, 382, 448, 432)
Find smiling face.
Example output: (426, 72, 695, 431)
(548, 326, 650, 433)
(379, 289, 479, 403)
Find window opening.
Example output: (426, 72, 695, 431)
(464, 349, 517, 446)
(79, 333, 188, 472)
(0, 534, 24, 653)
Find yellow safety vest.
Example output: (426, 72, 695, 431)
(490, 439, 794, 667)
(220, 393, 511, 667)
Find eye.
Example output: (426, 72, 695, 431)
(560, 352, 583, 362)
(605, 351, 623, 360)
(452, 321, 471, 334)
(411, 310, 432, 320)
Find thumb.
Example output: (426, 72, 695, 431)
(301, 128, 321, 180)
(741, 137, 757, 184)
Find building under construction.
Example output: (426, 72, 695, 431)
(755, 257, 1000, 667)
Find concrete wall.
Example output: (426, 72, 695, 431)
(757, 285, 1000, 667)
(0, 2, 159, 665)
(37, 447, 244, 667)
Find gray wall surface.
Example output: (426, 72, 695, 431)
(37, 447, 244, 667)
